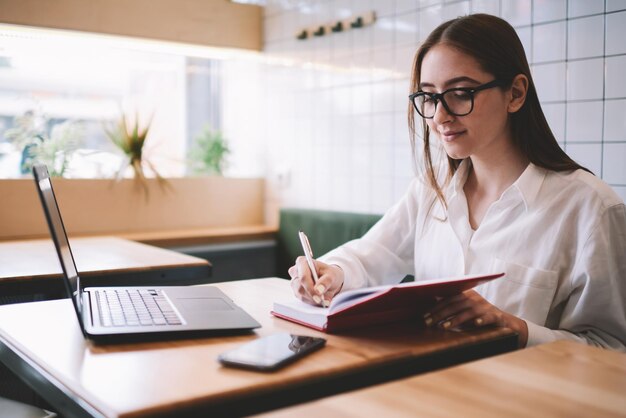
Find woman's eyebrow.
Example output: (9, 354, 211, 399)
(419, 76, 482, 90)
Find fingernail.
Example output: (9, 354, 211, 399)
(315, 284, 326, 294)
(423, 312, 431, 319)
(442, 321, 451, 329)
(313, 295, 321, 304)
(424, 317, 433, 326)
(323, 299, 331, 307)
(475, 318, 483, 326)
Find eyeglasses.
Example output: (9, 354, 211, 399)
(409, 79, 504, 119)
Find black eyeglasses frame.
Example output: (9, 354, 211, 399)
(409, 79, 505, 119)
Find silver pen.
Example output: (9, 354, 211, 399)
(298, 230, 327, 308)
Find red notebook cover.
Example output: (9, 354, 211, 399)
(271, 272, 505, 333)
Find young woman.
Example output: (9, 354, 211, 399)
(289, 14, 626, 350)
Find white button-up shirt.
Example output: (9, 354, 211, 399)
(321, 161, 626, 351)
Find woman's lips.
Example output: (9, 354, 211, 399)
(438, 130, 466, 142)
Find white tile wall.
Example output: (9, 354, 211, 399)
(568, 0, 604, 18)
(567, 58, 604, 101)
(442, 1, 470, 21)
(419, 5, 443, 41)
(568, 15, 604, 59)
(515, 26, 532, 61)
(372, 15, 395, 50)
(606, 55, 626, 98)
(372, 0, 396, 17)
(533, 62, 567, 102)
(542, 103, 566, 142)
(333, 0, 353, 18)
(373, 81, 396, 112)
(533, 0, 567, 23)
(371, 178, 395, 213)
(372, 113, 394, 144)
(566, 101, 603, 142)
(604, 99, 626, 141)
(395, 11, 420, 45)
(471, 0, 499, 14)
(606, 11, 626, 55)
(501, 0, 532, 27)
(396, 0, 418, 14)
(371, 143, 395, 177)
(607, 0, 626, 13)
(603, 143, 626, 183)
(566, 143, 603, 175)
(533, 21, 566, 62)
(229, 0, 626, 216)
(418, 0, 442, 8)
(264, 14, 284, 42)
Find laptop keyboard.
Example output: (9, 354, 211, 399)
(95, 289, 183, 327)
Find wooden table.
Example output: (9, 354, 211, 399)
(0, 237, 211, 302)
(257, 340, 626, 418)
(0, 278, 517, 418)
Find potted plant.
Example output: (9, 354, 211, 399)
(187, 125, 230, 176)
(5, 110, 82, 177)
(104, 113, 169, 196)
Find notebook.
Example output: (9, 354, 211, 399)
(32, 164, 261, 343)
(272, 273, 504, 333)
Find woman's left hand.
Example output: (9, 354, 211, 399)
(423, 290, 528, 347)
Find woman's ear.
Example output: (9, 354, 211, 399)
(508, 74, 528, 113)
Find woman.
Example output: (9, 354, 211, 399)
(289, 14, 626, 350)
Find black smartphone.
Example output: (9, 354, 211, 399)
(218, 333, 327, 371)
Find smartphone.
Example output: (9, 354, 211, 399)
(218, 333, 327, 371)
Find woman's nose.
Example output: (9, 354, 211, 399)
(432, 101, 453, 124)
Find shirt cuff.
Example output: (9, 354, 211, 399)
(319, 253, 365, 292)
(524, 320, 562, 347)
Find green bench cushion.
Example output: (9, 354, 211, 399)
(275, 208, 382, 279)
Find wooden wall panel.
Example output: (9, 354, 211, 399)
(0, 0, 263, 50)
(0, 177, 266, 240)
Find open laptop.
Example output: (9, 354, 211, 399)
(32, 164, 261, 343)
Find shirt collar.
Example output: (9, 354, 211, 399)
(445, 159, 471, 202)
(509, 162, 547, 211)
(444, 160, 547, 211)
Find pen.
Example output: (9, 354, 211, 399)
(298, 230, 327, 308)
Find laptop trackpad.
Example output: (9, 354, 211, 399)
(178, 298, 233, 311)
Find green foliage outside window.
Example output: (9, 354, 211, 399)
(4, 110, 82, 177)
(188, 125, 230, 176)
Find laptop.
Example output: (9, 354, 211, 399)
(32, 164, 261, 343)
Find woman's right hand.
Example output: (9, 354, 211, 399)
(288, 257, 344, 307)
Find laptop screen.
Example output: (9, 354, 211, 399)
(33, 165, 83, 321)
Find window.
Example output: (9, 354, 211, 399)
(0, 26, 224, 178)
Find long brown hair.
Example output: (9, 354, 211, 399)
(408, 14, 589, 211)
